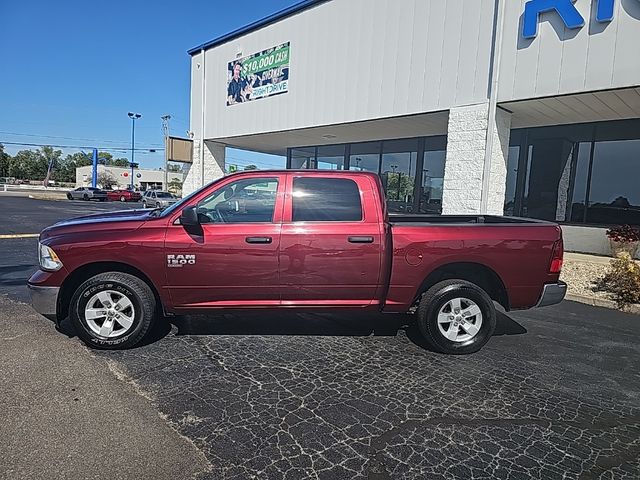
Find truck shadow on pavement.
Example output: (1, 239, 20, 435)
(0, 264, 35, 287)
(136, 309, 527, 352)
(57, 308, 526, 352)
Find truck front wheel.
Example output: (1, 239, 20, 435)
(417, 280, 496, 354)
(69, 272, 156, 349)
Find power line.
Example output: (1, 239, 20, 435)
(0, 131, 163, 148)
(0, 141, 164, 153)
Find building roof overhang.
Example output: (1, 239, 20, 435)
(187, 0, 329, 56)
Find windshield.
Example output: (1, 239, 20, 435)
(158, 178, 222, 217)
(156, 192, 173, 198)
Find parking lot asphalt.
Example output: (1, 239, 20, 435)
(1, 196, 639, 479)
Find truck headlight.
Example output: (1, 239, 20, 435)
(39, 243, 63, 271)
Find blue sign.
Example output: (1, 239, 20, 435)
(523, 0, 615, 38)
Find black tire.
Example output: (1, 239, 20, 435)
(67, 193, 73, 200)
(142, 202, 148, 209)
(83, 194, 89, 201)
(417, 279, 496, 355)
(120, 195, 126, 202)
(69, 272, 156, 349)
(155, 202, 161, 208)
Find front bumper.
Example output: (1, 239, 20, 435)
(536, 281, 567, 307)
(27, 284, 59, 319)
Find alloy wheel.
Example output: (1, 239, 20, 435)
(84, 290, 136, 338)
(436, 297, 483, 342)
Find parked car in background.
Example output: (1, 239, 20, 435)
(66, 187, 108, 201)
(107, 189, 142, 202)
(141, 190, 179, 209)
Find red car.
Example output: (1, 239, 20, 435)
(106, 189, 142, 202)
(28, 171, 565, 353)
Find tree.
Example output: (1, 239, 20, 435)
(109, 158, 130, 167)
(96, 152, 113, 164)
(168, 177, 183, 195)
(384, 172, 415, 201)
(97, 171, 117, 189)
(167, 163, 181, 172)
(0, 144, 10, 178)
(9, 149, 48, 180)
(243, 164, 258, 170)
(41, 146, 63, 183)
(50, 152, 91, 183)
(67, 152, 92, 168)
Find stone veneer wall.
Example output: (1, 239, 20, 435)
(182, 140, 226, 195)
(441, 103, 512, 215)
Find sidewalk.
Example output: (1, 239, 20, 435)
(0, 295, 211, 480)
(562, 251, 640, 314)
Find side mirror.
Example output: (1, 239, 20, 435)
(180, 206, 199, 226)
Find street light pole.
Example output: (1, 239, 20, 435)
(128, 112, 141, 189)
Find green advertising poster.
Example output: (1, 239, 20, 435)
(227, 42, 290, 106)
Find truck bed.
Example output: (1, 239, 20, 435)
(389, 214, 552, 225)
(384, 214, 563, 312)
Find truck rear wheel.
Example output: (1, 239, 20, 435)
(69, 272, 156, 349)
(416, 279, 496, 354)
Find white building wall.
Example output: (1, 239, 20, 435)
(190, 0, 498, 141)
(75, 165, 183, 189)
(499, 0, 640, 102)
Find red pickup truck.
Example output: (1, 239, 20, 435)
(28, 171, 566, 354)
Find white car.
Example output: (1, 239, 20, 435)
(141, 190, 179, 209)
(67, 187, 108, 201)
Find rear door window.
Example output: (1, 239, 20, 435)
(292, 177, 363, 222)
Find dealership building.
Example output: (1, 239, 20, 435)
(184, 0, 640, 256)
(76, 165, 184, 192)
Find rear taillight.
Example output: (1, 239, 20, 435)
(549, 238, 564, 273)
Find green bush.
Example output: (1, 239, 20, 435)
(599, 253, 640, 308)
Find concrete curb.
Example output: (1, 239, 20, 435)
(28, 194, 67, 201)
(565, 293, 640, 315)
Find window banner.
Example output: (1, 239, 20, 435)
(227, 42, 290, 106)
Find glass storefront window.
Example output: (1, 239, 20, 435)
(419, 150, 445, 214)
(349, 142, 380, 173)
(504, 146, 519, 216)
(510, 119, 640, 226)
(587, 139, 640, 225)
(567, 142, 591, 223)
(290, 147, 315, 169)
(381, 139, 418, 213)
(316, 144, 346, 170)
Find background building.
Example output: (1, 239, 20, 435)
(76, 165, 184, 192)
(184, 0, 640, 256)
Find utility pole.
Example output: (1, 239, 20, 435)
(128, 112, 142, 189)
(161, 114, 171, 190)
(92, 148, 98, 187)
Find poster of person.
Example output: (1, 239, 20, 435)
(227, 42, 290, 106)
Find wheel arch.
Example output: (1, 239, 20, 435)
(58, 262, 163, 320)
(413, 262, 509, 311)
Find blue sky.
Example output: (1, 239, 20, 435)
(0, 0, 295, 170)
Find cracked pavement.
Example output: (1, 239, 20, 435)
(2, 197, 639, 479)
(93, 304, 640, 479)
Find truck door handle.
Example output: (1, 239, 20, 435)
(245, 236, 273, 244)
(348, 236, 374, 243)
